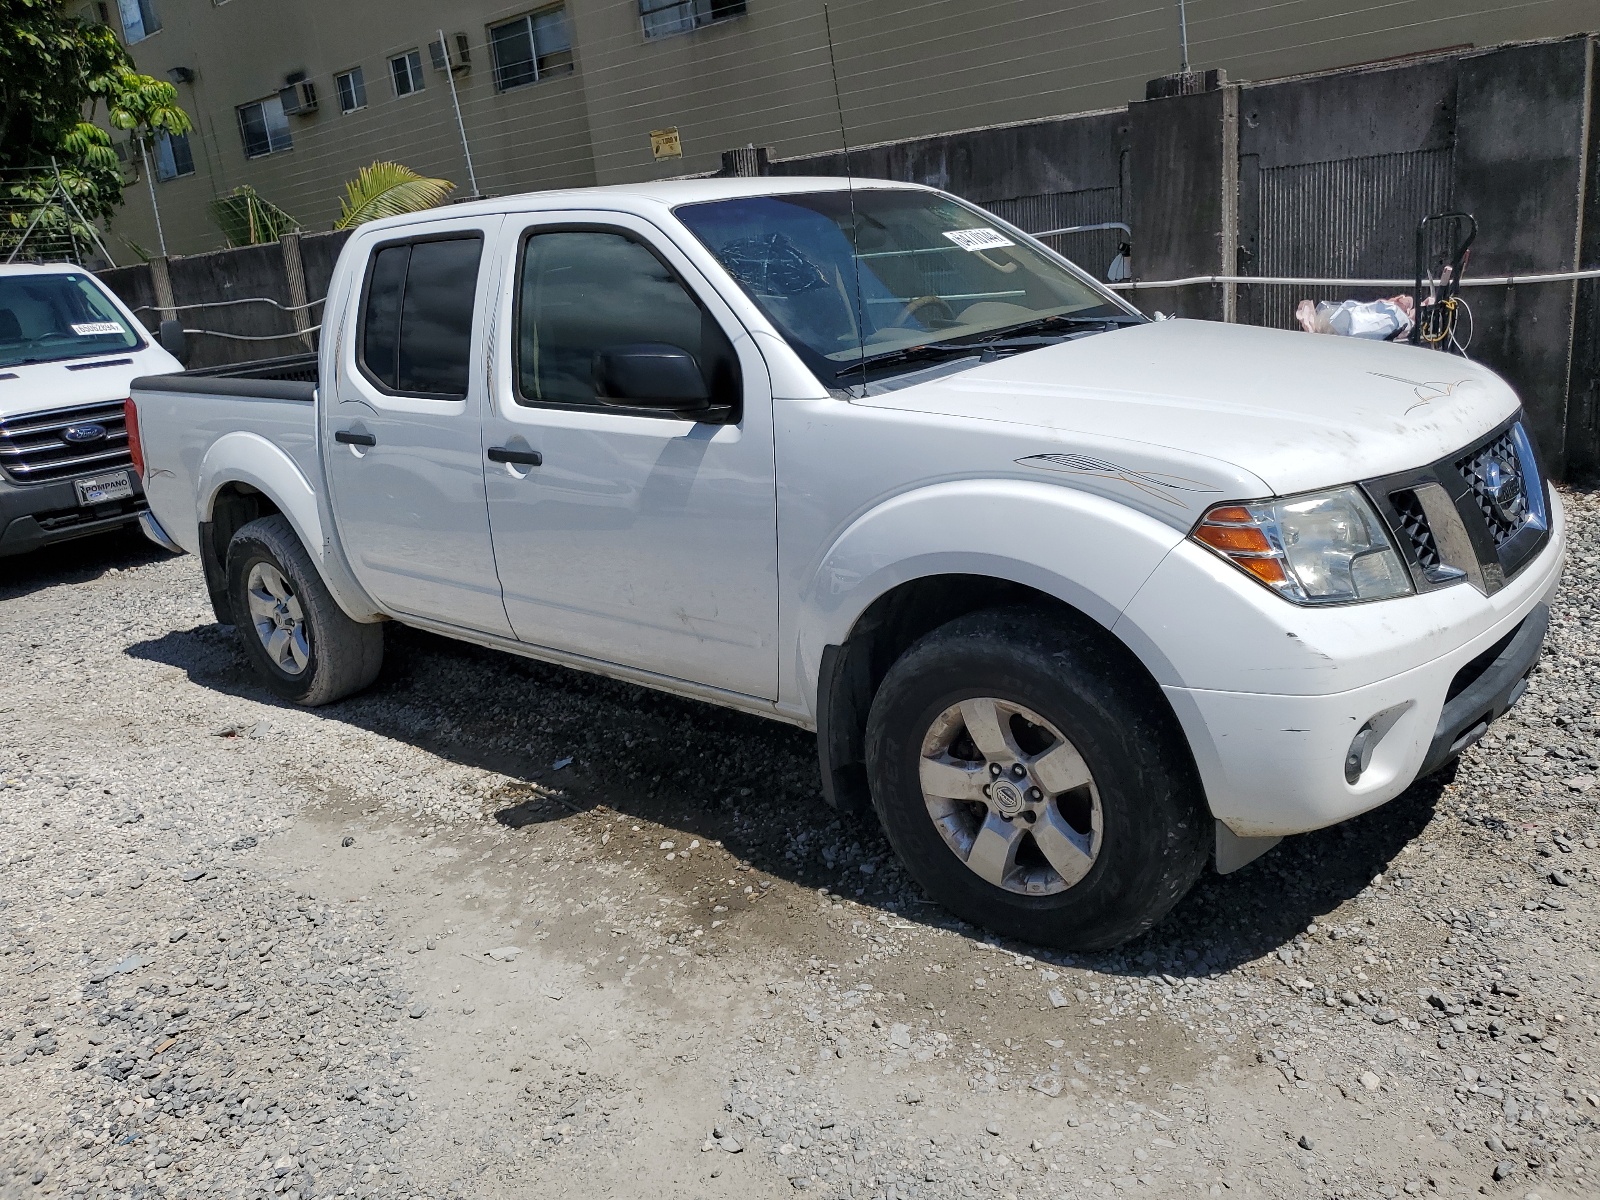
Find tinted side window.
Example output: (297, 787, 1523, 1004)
(358, 235, 483, 398)
(360, 245, 408, 389)
(515, 230, 736, 410)
(396, 239, 481, 395)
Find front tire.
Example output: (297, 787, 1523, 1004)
(864, 606, 1209, 951)
(226, 515, 383, 706)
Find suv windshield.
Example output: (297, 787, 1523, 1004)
(0, 272, 142, 369)
(675, 188, 1136, 385)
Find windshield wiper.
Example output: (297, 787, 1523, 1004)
(836, 313, 1141, 379)
(975, 312, 1144, 341)
(834, 341, 985, 378)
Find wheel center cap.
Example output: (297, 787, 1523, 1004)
(991, 778, 1026, 817)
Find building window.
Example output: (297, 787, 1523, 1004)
(390, 49, 425, 97)
(116, 0, 161, 42)
(640, 0, 744, 39)
(488, 7, 573, 92)
(237, 95, 292, 158)
(336, 67, 368, 113)
(153, 130, 194, 180)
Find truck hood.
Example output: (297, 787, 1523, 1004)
(0, 345, 181, 421)
(856, 319, 1521, 497)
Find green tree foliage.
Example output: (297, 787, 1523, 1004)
(209, 186, 299, 247)
(0, 0, 190, 252)
(334, 162, 455, 230)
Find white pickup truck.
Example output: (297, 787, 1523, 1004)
(130, 178, 1564, 949)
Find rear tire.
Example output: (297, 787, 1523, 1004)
(226, 515, 383, 706)
(864, 606, 1209, 950)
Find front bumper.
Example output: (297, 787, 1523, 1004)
(0, 472, 146, 558)
(1129, 491, 1565, 839)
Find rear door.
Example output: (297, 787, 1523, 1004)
(480, 212, 779, 698)
(324, 216, 513, 636)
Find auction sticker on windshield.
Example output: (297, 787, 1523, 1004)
(70, 322, 125, 336)
(942, 229, 1014, 252)
(74, 471, 133, 505)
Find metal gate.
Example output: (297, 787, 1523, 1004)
(1241, 147, 1455, 328)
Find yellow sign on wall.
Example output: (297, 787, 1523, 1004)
(650, 127, 683, 161)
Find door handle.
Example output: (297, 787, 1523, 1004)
(335, 429, 376, 447)
(487, 446, 542, 466)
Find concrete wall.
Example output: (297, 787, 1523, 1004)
(99, 231, 351, 368)
(1572, 45, 1600, 481)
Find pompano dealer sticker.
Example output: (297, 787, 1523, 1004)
(942, 229, 1014, 252)
(71, 322, 124, 336)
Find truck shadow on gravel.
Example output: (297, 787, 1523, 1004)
(127, 617, 1451, 981)
(0, 526, 171, 602)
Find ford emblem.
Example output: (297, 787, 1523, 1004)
(62, 422, 108, 444)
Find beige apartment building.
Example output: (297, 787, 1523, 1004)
(105, 0, 1597, 256)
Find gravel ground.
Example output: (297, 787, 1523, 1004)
(1, 487, 1597, 1200)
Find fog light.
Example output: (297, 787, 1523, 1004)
(1344, 703, 1413, 786)
(1345, 723, 1378, 784)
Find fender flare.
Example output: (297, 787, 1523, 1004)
(793, 479, 1188, 717)
(196, 431, 382, 621)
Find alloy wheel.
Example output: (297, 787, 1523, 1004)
(917, 697, 1102, 895)
(245, 562, 310, 676)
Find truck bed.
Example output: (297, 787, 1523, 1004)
(131, 355, 321, 558)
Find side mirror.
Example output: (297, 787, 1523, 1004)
(593, 343, 709, 412)
(158, 318, 191, 367)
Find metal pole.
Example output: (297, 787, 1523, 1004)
(1178, 0, 1191, 74)
(142, 141, 169, 258)
(439, 30, 480, 198)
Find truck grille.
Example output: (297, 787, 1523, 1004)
(1390, 489, 1441, 572)
(0, 400, 132, 484)
(1366, 415, 1548, 596)
(1456, 429, 1531, 546)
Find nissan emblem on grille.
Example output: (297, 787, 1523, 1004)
(1457, 430, 1531, 545)
(1482, 457, 1524, 526)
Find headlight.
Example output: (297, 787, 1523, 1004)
(1191, 486, 1413, 604)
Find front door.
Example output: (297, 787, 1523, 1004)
(481, 214, 778, 698)
(324, 216, 513, 637)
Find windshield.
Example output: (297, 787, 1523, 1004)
(0, 272, 142, 369)
(675, 189, 1134, 384)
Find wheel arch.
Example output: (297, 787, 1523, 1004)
(815, 572, 1197, 821)
(195, 432, 381, 625)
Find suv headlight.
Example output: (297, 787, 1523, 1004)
(1192, 486, 1413, 604)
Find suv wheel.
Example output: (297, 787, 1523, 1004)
(864, 606, 1210, 950)
(226, 515, 383, 705)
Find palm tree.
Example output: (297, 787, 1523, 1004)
(209, 186, 299, 247)
(334, 162, 454, 230)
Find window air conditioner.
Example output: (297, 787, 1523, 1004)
(428, 33, 471, 72)
(279, 79, 318, 116)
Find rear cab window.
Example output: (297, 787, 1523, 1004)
(357, 234, 484, 398)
